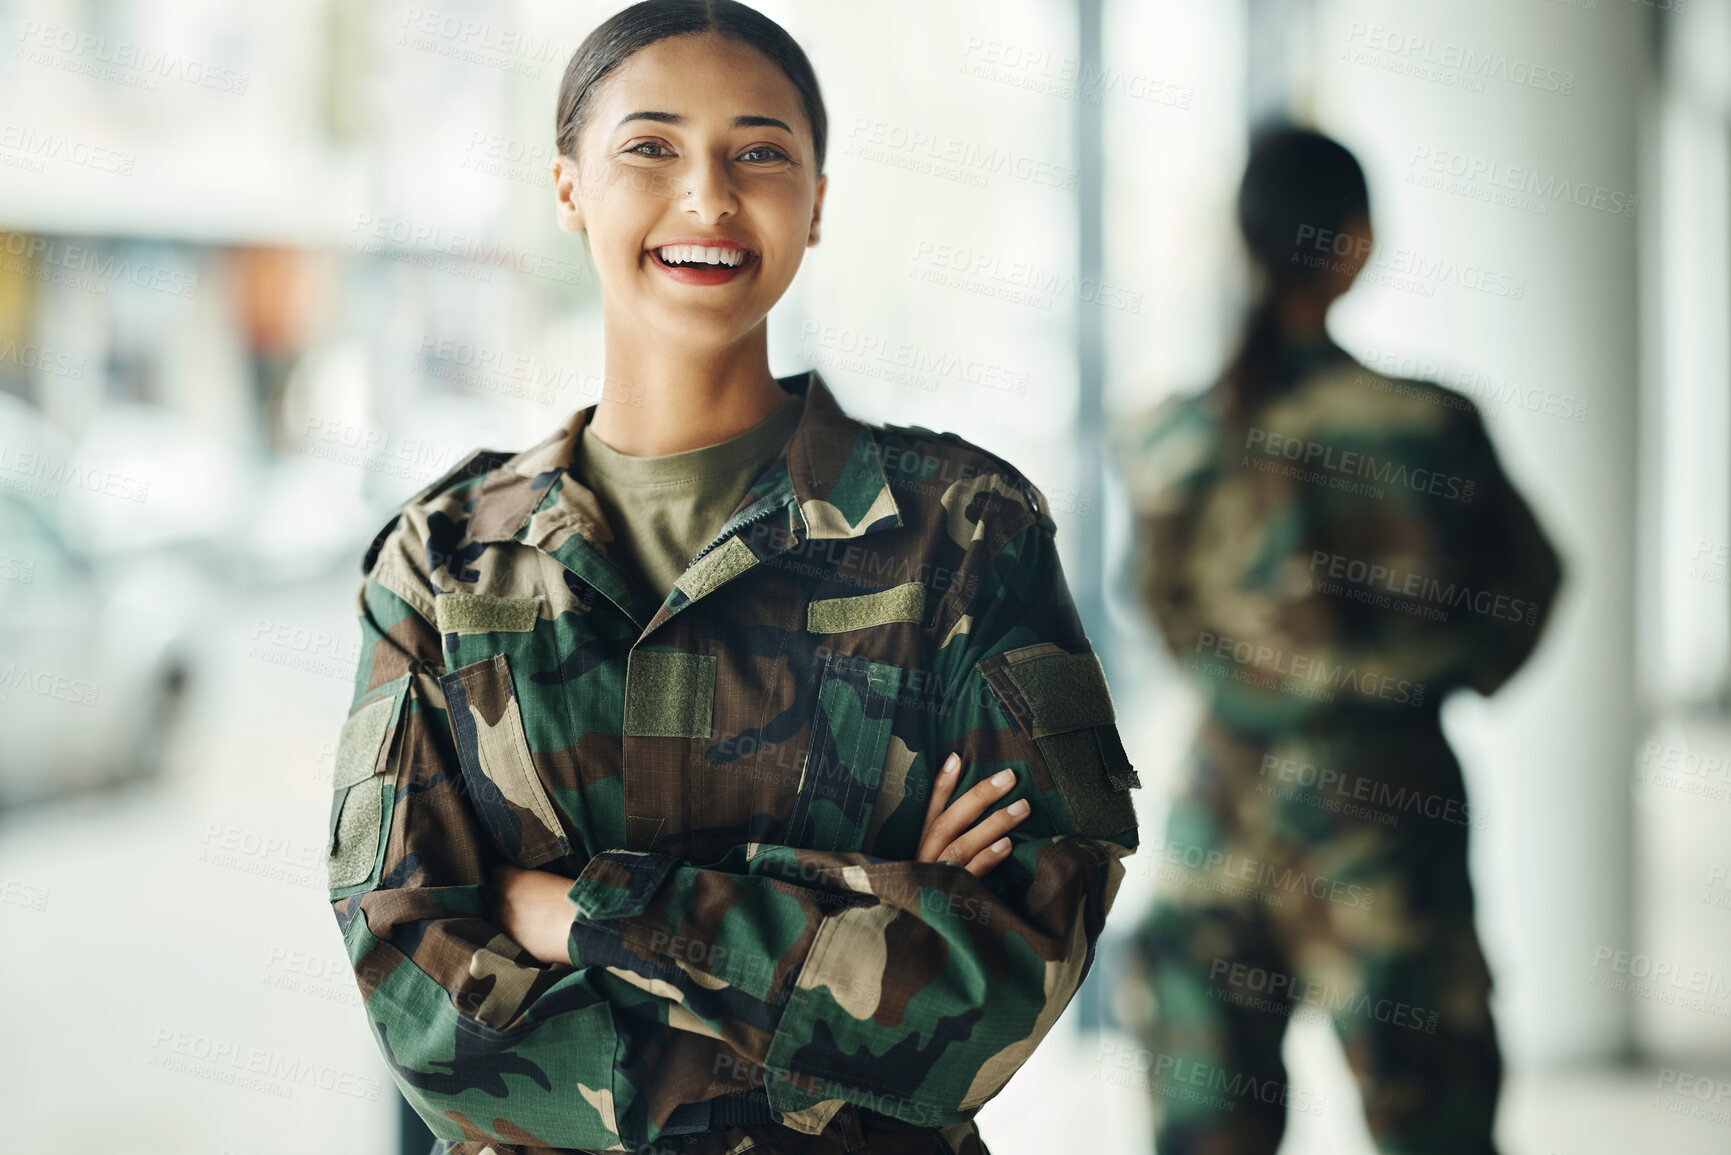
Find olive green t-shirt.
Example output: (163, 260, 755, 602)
(573, 388, 804, 604)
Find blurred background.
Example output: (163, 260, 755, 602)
(0, 0, 1725, 1151)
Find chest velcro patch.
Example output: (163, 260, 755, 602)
(806, 581, 925, 633)
(434, 593, 544, 635)
(623, 649, 717, 738)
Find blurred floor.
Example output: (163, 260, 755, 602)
(2, 569, 1727, 1154)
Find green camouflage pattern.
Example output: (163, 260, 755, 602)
(1109, 344, 1561, 1154)
(326, 370, 1140, 1154)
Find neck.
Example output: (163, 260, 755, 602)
(1275, 292, 1332, 340)
(587, 314, 785, 456)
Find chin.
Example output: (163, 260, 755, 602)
(645, 305, 767, 352)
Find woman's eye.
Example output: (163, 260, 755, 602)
(628, 141, 672, 158)
(739, 146, 789, 163)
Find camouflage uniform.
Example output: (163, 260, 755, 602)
(324, 370, 1141, 1154)
(1110, 343, 1561, 1155)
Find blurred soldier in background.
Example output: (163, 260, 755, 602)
(1111, 126, 1563, 1155)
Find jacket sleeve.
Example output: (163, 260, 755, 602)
(328, 563, 639, 1151)
(562, 511, 1141, 1135)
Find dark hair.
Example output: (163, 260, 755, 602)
(555, 0, 828, 172)
(1217, 125, 1370, 422)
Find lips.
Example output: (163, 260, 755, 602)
(647, 240, 758, 286)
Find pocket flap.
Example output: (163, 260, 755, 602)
(979, 641, 1139, 841)
(326, 674, 410, 892)
(440, 652, 572, 868)
(330, 678, 409, 791)
(980, 641, 1117, 737)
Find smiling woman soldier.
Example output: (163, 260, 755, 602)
(321, 3, 1139, 1154)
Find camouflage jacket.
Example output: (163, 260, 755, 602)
(1111, 345, 1563, 737)
(325, 370, 1140, 1154)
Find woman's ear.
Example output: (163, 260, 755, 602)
(807, 173, 828, 247)
(552, 156, 586, 234)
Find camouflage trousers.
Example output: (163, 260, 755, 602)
(426, 1110, 991, 1155)
(1121, 715, 1502, 1155)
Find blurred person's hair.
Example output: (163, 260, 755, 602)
(555, 0, 828, 172)
(1218, 124, 1370, 422)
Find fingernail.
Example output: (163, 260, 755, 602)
(991, 770, 1014, 788)
(941, 753, 959, 774)
(1008, 799, 1029, 817)
(992, 837, 1011, 853)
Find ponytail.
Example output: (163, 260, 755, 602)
(1214, 125, 1369, 425)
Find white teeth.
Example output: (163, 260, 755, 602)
(656, 244, 748, 267)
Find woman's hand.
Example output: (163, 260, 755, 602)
(489, 862, 579, 967)
(916, 752, 1029, 876)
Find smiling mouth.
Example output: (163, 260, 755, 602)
(651, 244, 757, 271)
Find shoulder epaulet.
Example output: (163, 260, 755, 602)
(887, 422, 1050, 528)
(359, 447, 515, 575)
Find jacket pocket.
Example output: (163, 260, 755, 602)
(785, 650, 905, 853)
(439, 652, 573, 868)
(977, 640, 1139, 841)
(327, 673, 411, 897)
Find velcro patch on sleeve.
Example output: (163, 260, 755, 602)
(434, 592, 544, 635)
(993, 643, 1118, 736)
(623, 649, 717, 738)
(327, 674, 411, 892)
(979, 642, 1139, 840)
(331, 692, 399, 791)
(806, 582, 926, 633)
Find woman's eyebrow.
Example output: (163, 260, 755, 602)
(614, 111, 792, 133)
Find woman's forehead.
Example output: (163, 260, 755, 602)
(589, 33, 809, 132)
